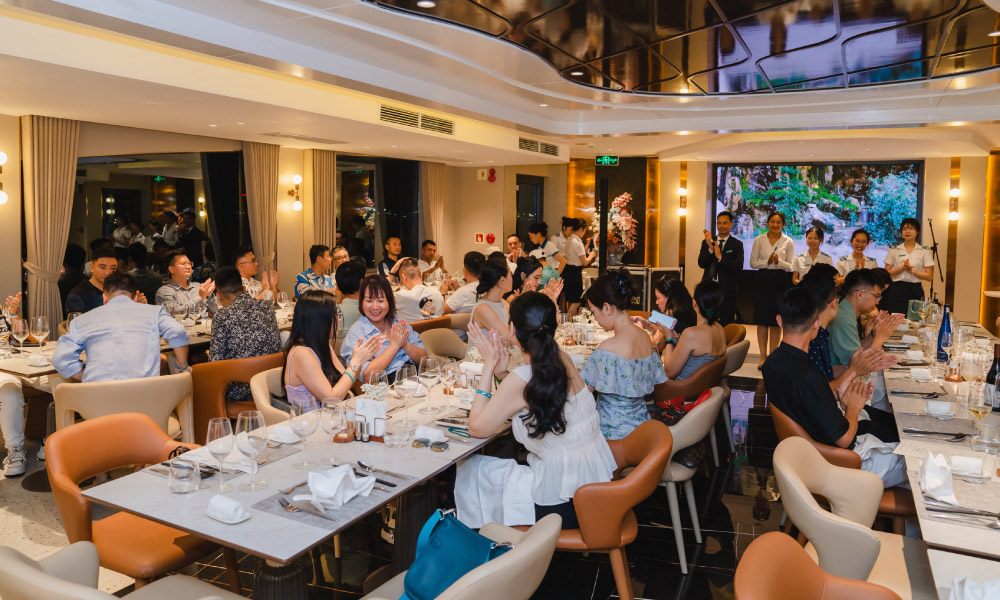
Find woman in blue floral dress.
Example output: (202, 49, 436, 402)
(581, 270, 667, 439)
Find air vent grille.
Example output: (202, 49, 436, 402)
(539, 142, 559, 156)
(379, 105, 420, 128)
(420, 115, 454, 135)
(518, 137, 540, 152)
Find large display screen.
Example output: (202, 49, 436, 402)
(711, 162, 923, 270)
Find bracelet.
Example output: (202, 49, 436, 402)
(475, 389, 493, 399)
(665, 338, 678, 347)
(344, 370, 356, 383)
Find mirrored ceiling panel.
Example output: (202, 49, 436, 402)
(361, 0, 1000, 95)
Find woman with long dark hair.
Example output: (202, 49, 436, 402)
(633, 275, 697, 354)
(342, 275, 428, 382)
(282, 290, 383, 408)
(656, 281, 727, 380)
(467, 292, 616, 529)
(749, 211, 795, 364)
(470, 253, 513, 335)
(505, 256, 563, 305)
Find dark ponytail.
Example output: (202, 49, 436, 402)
(510, 292, 568, 438)
(584, 268, 634, 311)
(693, 280, 723, 325)
(476, 253, 509, 296)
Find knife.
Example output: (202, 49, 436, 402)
(353, 470, 397, 487)
(903, 428, 965, 437)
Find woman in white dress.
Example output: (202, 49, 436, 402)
(791, 226, 833, 284)
(835, 228, 879, 284)
(749, 211, 795, 365)
(883, 218, 933, 315)
(466, 292, 616, 529)
(527, 222, 566, 288)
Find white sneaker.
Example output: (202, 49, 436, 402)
(36, 443, 44, 461)
(3, 446, 26, 477)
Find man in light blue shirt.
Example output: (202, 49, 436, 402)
(54, 272, 191, 383)
(295, 244, 335, 298)
(155, 249, 219, 315)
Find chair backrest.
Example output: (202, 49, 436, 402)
(667, 386, 725, 460)
(53, 372, 194, 443)
(574, 420, 673, 550)
(770, 404, 861, 469)
(191, 352, 284, 444)
(449, 312, 471, 332)
(773, 438, 884, 581)
(652, 354, 726, 402)
(411, 315, 451, 333)
(438, 514, 562, 600)
(0, 542, 113, 600)
(722, 340, 751, 379)
(724, 323, 747, 346)
(249, 367, 292, 426)
(735, 532, 902, 600)
(420, 328, 468, 360)
(46, 413, 189, 544)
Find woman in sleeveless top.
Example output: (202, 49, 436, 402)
(282, 290, 383, 409)
(470, 252, 513, 337)
(655, 281, 727, 381)
(466, 292, 616, 529)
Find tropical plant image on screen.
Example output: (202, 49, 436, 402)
(712, 162, 922, 269)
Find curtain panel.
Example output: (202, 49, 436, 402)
(21, 116, 80, 323)
(241, 141, 280, 272)
(312, 149, 336, 247)
(419, 162, 446, 243)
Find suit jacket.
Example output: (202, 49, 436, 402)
(698, 236, 744, 295)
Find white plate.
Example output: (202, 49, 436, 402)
(205, 511, 251, 525)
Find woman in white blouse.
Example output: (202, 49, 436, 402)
(835, 228, 879, 284)
(749, 211, 795, 365)
(791, 226, 833, 285)
(883, 218, 932, 315)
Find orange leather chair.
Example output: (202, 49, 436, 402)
(724, 323, 747, 346)
(735, 532, 901, 600)
(191, 352, 284, 444)
(45, 413, 241, 592)
(770, 405, 915, 533)
(652, 354, 727, 466)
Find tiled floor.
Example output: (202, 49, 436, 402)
(0, 339, 776, 599)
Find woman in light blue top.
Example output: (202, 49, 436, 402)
(656, 281, 727, 381)
(582, 269, 667, 440)
(342, 275, 427, 383)
(282, 290, 383, 409)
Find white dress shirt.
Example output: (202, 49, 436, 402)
(749, 233, 795, 271)
(884, 243, 933, 283)
(835, 254, 879, 277)
(792, 250, 833, 279)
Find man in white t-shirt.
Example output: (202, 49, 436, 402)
(417, 239, 446, 280)
(394, 258, 446, 322)
(444, 251, 485, 316)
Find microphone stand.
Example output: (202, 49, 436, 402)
(926, 218, 945, 302)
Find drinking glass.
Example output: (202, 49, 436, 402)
(276, 292, 289, 312)
(394, 364, 418, 431)
(29, 316, 49, 353)
(385, 419, 409, 448)
(234, 411, 268, 492)
(417, 357, 442, 415)
(169, 301, 189, 323)
(439, 359, 458, 411)
(10, 320, 27, 354)
(288, 400, 320, 470)
(369, 369, 389, 387)
(0, 338, 11, 359)
(319, 399, 345, 465)
(206, 417, 234, 494)
(168, 459, 200, 494)
(968, 385, 992, 451)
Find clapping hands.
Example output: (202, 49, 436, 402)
(4, 292, 21, 316)
(541, 278, 563, 303)
(198, 279, 216, 300)
(388, 320, 410, 348)
(467, 323, 509, 375)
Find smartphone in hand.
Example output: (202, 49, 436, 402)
(648, 311, 678, 330)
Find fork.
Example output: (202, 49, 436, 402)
(277, 497, 338, 522)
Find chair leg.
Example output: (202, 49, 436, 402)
(722, 398, 736, 452)
(708, 428, 720, 468)
(683, 480, 702, 544)
(608, 547, 634, 600)
(222, 546, 243, 595)
(893, 516, 904, 535)
(134, 577, 151, 589)
(665, 482, 688, 575)
(333, 533, 342, 559)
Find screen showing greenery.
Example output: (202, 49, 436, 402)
(711, 162, 922, 270)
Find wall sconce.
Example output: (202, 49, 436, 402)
(677, 187, 687, 216)
(288, 174, 303, 211)
(0, 150, 7, 205)
(948, 187, 960, 221)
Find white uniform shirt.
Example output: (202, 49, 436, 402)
(792, 250, 833, 279)
(563, 235, 585, 267)
(445, 281, 478, 314)
(749, 233, 795, 271)
(884, 243, 933, 283)
(395, 284, 445, 322)
(835, 254, 879, 277)
(529, 240, 562, 270)
(550, 232, 566, 254)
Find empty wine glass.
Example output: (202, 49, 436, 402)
(29, 316, 49, 354)
(288, 400, 320, 470)
(206, 417, 234, 494)
(394, 364, 418, 431)
(369, 369, 389, 387)
(319, 399, 345, 466)
(417, 357, 442, 415)
(10, 320, 27, 354)
(234, 411, 268, 492)
(439, 359, 458, 411)
(276, 292, 289, 313)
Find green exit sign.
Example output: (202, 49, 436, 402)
(153, 176, 166, 182)
(595, 155, 619, 166)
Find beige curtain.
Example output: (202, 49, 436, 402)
(21, 116, 80, 323)
(420, 162, 446, 242)
(242, 141, 280, 271)
(312, 149, 336, 246)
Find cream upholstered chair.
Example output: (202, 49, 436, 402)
(361, 514, 562, 600)
(248, 367, 292, 426)
(420, 328, 468, 359)
(658, 386, 725, 575)
(0, 542, 245, 600)
(718, 340, 751, 454)
(773, 437, 935, 599)
(54, 372, 194, 443)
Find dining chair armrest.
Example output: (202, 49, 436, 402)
(479, 522, 526, 546)
(37, 541, 100, 589)
(823, 574, 902, 600)
(814, 443, 863, 469)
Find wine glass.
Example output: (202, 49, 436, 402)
(29, 316, 49, 354)
(417, 357, 441, 415)
(393, 364, 417, 431)
(439, 359, 458, 411)
(319, 399, 345, 466)
(369, 369, 389, 387)
(11, 320, 27, 354)
(969, 385, 992, 451)
(276, 292, 289, 314)
(234, 411, 268, 492)
(169, 301, 188, 323)
(206, 417, 234, 494)
(288, 400, 320, 470)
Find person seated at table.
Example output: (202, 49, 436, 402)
(208, 266, 281, 404)
(655, 281, 727, 380)
(470, 253, 512, 337)
(417, 239, 446, 280)
(505, 256, 563, 305)
(127, 242, 164, 303)
(331, 245, 350, 272)
(281, 291, 383, 409)
(632, 275, 698, 355)
(295, 244, 335, 298)
(65, 248, 119, 316)
(871, 267, 894, 313)
(54, 272, 192, 382)
(581, 270, 666, 440)
(335, 260, 366, 346)
(465, 292, 617, 529)
(394, 258, 445, 322)
(58, 243, 88, 311)
(442, 251, 485, 316)
(829, 269, 902, 369)
(763, 286, 906, 487)
(506, 233, 525, 268)
(0, 292, 29, 476)
(82, 237, 113, 276)
(377, 236, 403, 279)
(234, 246, 279, 301)
(527, 222, 566, 287)
(155, 249, 219, 315)
(342, 275, 428, 382)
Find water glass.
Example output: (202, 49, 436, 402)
(385, 419, 409, 448)
(319, 400, 345, 465)
(394, 364, 418, 432)
(289, 401, 320, 470)
(234, 411, 268, 492)
(0, 338, 10, 360)
(417, 357, 442, 415)
(168, 459, 200, 494)
(206, 417, 234, 494)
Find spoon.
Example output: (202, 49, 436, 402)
(927, 512, 1000, 529)
(357, 461, 412, 480)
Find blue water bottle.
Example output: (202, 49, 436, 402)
(936, 304, 952, 362)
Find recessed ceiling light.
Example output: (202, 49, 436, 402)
(808, 154, 815, 157)
(235, 122, 245, 125)
(989, 30, 1000, 37)
(416, 0, 436, 7)
(392, 145, 398, 148)
(748, 150, 754, 153)
(798, 141, 805, 144)
(208, 124, 217, 127)
(864, 148, 871, 151)
(570, 70, 584, 76)
(539, 103, 549, 107)
(488, 160, 494, 163)
(364, 146, 370, 149)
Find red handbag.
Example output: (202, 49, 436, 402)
(654, 388, 713, 413)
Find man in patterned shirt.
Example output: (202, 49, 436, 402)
(234, 246, 279, 301)
(209, 266, 281, 404)
(295, 244, 335, 298)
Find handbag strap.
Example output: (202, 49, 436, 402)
(414, 509, 444, 553)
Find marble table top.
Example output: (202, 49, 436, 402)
(928, 548, 1000, 599)
(0, 345, 57, 377)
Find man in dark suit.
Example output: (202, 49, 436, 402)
(698, 211, 743, 325)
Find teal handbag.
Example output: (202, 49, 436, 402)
(400, 509, 512, 600)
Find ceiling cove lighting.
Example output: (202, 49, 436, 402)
(0, 150, 7, 205)
(416, 0, 436, 7)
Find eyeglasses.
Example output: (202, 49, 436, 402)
(236, 258, 257, 266)
(860, 289, 883, 301)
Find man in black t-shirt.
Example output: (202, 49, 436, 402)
(65, 248, 118, 316)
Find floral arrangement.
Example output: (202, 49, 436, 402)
(361, 381, 389, 402)
(360, 194, 376, 231)
(590, 192, 637, 252)
(465, 345, 484, 364)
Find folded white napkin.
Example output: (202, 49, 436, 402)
(205, 495, 248, 522)
(356, 397, 387, 436)
(292, 465, 375, 513)
(926, 400, 953, 415)
(270, 423, 300, 444)
(950, 577, 1000, 600)
(920, 451, 958, 505)
(950, 456, 984, 476)
(414, 424, 446, 443)
(27, 355, 49, 367)
(901, 334, 919, 345)
(460, 362, 484, 376)
(896, 322, 911, 332)
(911, 367, 932, 379)
(906, 350, 924, 361)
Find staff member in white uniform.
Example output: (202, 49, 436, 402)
(527, 222, 566, 287)
(791, 226, 834, 284)
(883, 217, 933, 315)
(749, 211, 795, 365)
(835, 228, 879, 283)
